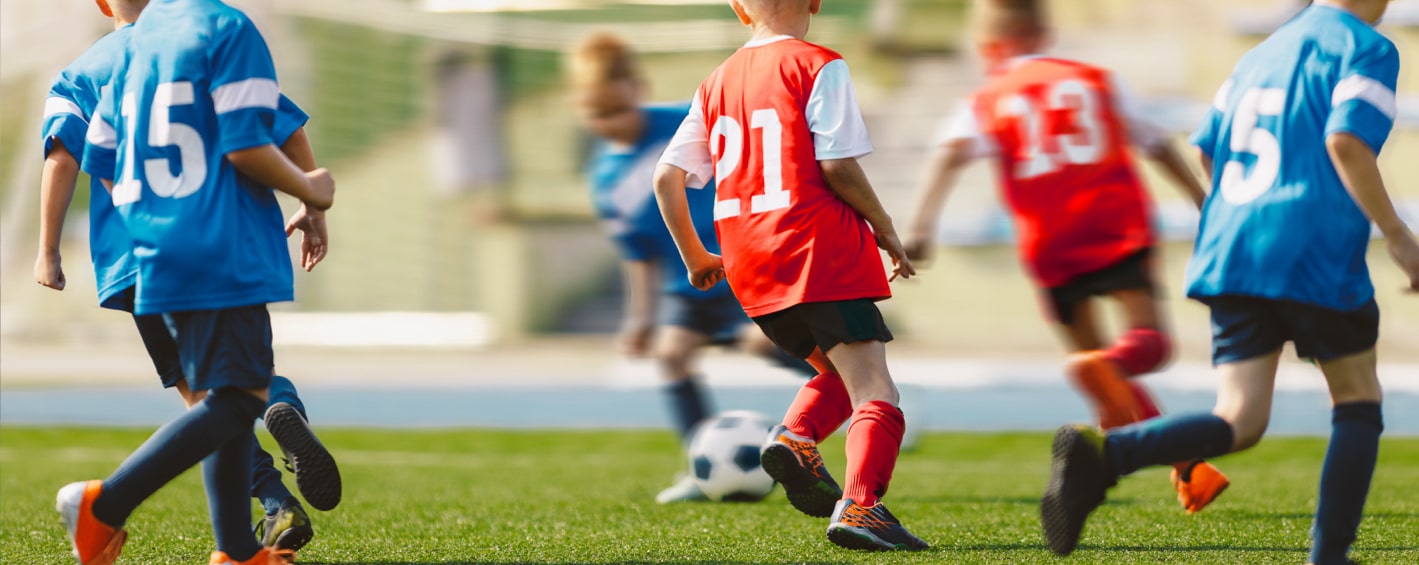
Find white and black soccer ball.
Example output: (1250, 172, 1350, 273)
(688, 410, 778, 502)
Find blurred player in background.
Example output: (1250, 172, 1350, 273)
(35, 0, 341, 556)
(57, 0, 336, 563)
(903, 0, 1227, 513)
(1041, 0, 1419, 560)
(567, 32, 817, 504)
(655, 0, 925, 551)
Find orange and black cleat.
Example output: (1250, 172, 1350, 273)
(209, 547, 296, 565)
(760, 425, 842, 518)
(1172, 459, 1230, 514)
(56, 480, 126, 565)
(827, 499, 928, 551)
(1067, 352, 1145, 429)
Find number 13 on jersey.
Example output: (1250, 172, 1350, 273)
(710, 109, 790, 221)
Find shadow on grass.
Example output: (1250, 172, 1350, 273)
(901, 494, 1143, 508)
(1080, 544, 1418, 552)
(1227, 510, 1419, 521)
(299, 562, 856, 565)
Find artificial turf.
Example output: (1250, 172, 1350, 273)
(2, 427, 1416, 564)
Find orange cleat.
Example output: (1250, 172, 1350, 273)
(1171, 460, 1230, 513)
(56, 480, 127, 565)
(1067, 352, 1144, 429)
(210, 547, 296, 564)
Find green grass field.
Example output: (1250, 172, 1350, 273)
(2, 427, 1417, 564)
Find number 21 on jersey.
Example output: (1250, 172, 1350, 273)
(997, 79, 1108, 180)
(111, 81, 208, 206)
(710, 109, 790, 221)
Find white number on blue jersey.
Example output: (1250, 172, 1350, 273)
(712, 109, 789, 220)
(112, 81, 208, 206)
(997, 79, 1107, 180)
(1218, 87, 1286, 204)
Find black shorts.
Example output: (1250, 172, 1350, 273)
(750, 299, 893, 359)
(162, 304, 275, 392)
(1046, 248, 1155, 325)
(1202, 295, 1379, 364)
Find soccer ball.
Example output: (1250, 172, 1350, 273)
(688, 410, 778, 502)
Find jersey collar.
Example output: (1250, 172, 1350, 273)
(744, 35, 796, 48)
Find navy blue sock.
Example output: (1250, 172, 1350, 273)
(267, 375, 306, 418)
(92, 388, 265, 527)
(205, 430, 262, 562)
(1104, 412, 1235, 478)
(1310, 402, 1383, 565)
(664, 377, 710, 443)
(249, 433, 294, 516)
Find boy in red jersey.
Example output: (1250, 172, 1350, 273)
(903, 0, 1227, 513)
(654, 0, 925, 552)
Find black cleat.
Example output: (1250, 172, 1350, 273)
(265, 402, 342, 511)
(760, 425, 842, 518)
(826, 499, 928, 551)
(1041, 424, 1114, 556)
(254, 497, 314, 551)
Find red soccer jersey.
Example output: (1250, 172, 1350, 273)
(689, 39, 889, 317)
(970, 57, 1155, 287)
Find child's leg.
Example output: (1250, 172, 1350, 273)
(826, 340, 902, 507)
(1311, 349, 1384, 565)
(1103, 289, 1172, 378)
(204, 414, 263, 562)
(781, 351, 852, 442)
(654, 326, 713, 442)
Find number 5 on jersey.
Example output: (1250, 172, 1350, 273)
(112, 81, 208, 206)
(711, 109, 789, 221)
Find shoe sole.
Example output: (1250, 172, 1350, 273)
(827, 525, 926, 552)
(265, 403, 342, 511)
(1040, 426, 1106, 556)
(270, 523, 314, 552)
(760, 443, 840, 518)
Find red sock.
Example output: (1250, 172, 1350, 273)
(783, 372, 853, 442)
(843, 400, 904, 507)
(1128, 381, 1163, 420)
(1104, 328, 1171, 376)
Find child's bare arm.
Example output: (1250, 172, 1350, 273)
(1327, 132, 1419, 290)
(820, 157, 915, 281)
(619, 259, 659, 357)
(227, 144, 334, 210)
(653, 163, 724, 290)
(277, 127, 329, 271)
(34, 142, 80, 290)
(1146, 141, 1208, 210)
(905, 139, 974, 262)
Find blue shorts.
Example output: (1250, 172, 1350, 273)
(1202, 295, 1379, 365)
(162, 304, 275, 392)
(133, 313, 185, 388)
(660, 292, 748, 345)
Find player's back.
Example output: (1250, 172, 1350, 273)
(1187, 4, 1399, 309)
(590, 103, 729, 300)
(46, 27, 136, 309)
(94, 0, 292, 314)
(694, 38, 888, 316)
(971, 56, 1152, 286)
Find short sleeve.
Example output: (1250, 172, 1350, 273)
(658, 92, 714, 189)
(272, 94, 310, 146)
(933, 98, 997, 158)
(1108, 74, 1169, 151)
(1325, 41, 1399, 154)
(81, 85, 119, 181)
(208, 16, 279, 155)
(1189, 79, 1232, 158)
(41, 75, 91, 162)
(805, 59, 873, 160)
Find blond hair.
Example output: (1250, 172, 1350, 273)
(568, 32, 642, 88)
(974, 0, 1048, 41)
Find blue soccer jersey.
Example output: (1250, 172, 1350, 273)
(81, 0, 297, 315)
(589, 103, 731, 301)
(46, 23, 309, 313)
(1187, 4, 1399, 310)
(43, 26, 136, 310)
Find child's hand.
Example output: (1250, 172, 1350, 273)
(303, 168, 336, 211)
(285, 205, 329, 272)
(34, 252, 65, 290)
(1387, 232, 1419, 293)
(687, 253, 725, 291)
(619, 323, 654, 358)
(876, 229, 916, 282)
(903, 235, 933, 264)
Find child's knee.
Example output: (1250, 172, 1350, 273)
(1218, 411, 1267, 451)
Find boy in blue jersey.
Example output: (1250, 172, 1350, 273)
(1040, 0, 1419, 561)
(569, 33, 819, 503)
(56, 1, 336, 564)
(36, 0, 340, 556)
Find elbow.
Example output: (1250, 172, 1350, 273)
(652, 164, 685, 198)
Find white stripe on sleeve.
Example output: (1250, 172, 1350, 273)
(1332, 75, 1397, 120)
(1212, 79, 1234, 112)
(934, 99, 996, 158)
(211, 78, 279, 114)
(44, 96, 87, 121)
(658, 93, 715, 189)
(806, 59, 873, 160)
(1109, 75, 1168, 151)
(86, 113, 118, 150)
